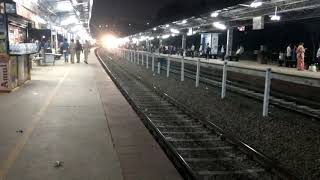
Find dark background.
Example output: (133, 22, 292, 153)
(90, 0, 249, 38)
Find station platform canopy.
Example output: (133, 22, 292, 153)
(128, 0, 320, 40)
(13, 0, 93, 39)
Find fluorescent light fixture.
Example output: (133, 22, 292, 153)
(271, 15, 280, 21)
(71, 0, 78, 5)
(56, 2, 74, 11)
(211, 12, 219, 17)
(271, 6, 280, 21)
(34, 16, 47, 24)
(213, 22, 227, 30)
(148, 37, 155, 40)
(170, 28, 180, 34)
(187, 28, 193, 36)
(132, 38, 138, 43)
(71, 25, 82, 32)
(61, 16, 79, 26)
(250, 1, 262, 8)
(161, 34, 170, 39)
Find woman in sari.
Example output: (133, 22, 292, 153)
(296, 42, 305, 71)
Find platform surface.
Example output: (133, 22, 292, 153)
(0, 51, 182, 180)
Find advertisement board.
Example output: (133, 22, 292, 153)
(0, 54, 10, 91)
(200, 33, 219, 55)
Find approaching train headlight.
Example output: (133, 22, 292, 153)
(101, 34, 118, 49)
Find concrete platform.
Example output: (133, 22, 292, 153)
(133, 51, 320, 87)
(0, 52, 182, 180)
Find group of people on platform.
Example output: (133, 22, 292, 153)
(284, 43, 320, 71)
(60, 39, 91, 64)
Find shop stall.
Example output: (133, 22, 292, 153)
(0, 0, 37, 92)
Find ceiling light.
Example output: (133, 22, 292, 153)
(56, 2, 74, 11)
(181, 20, 187, 24)
(61, 16, 79, 26)
(271, 15, 280, 21)
(211, 12, 219, 17)
(270, 6, 280, 21)
(250, 1, 262, 8)
(213, 22, 227, 30)
(165, 24, 170, 28)
(153, 27, 157, 31)
(161, 34, 170, 39)
(170, 28, 180, 34)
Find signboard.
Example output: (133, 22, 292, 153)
(5, 2, 17, 14)
(0, 54, 10, 91)
(253, 16, 264, 30)
(211, 33, 219, 55)
(200, 33, 219, 55)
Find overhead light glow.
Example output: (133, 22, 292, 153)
(153, 27, 157, 31)
(165, 24, 170, 28)
(61, 16, 79, 26)
(170, 28, 180, 34)
(250, 1, 262, 8)
(213, 22, 227, 30)
(271, 6, 280, 21)
(161, 34, 170, 39)
(211, 12, 219, 17)
(132, 38, 138, 43)
(271, 15, 280, 21)
(181, 20, 187, 24)
(34, 16, 47, 24)
(56, 2, 74, 11)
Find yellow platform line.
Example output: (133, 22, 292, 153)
(0, 68, 70, 179)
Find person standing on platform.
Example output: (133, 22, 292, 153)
(62, 38, 69, 63)
(69, 39, 76, 64)
(191, 44, 195, 58)
(206, 43, 211, 59)
(296, 42, 306, 71)
(83, 40, 91, 64)
(221, 45, 225, 60)
(316, 45, 320, 69)
(291, 45, 297, 68)
(286, 44, 292, 67)
(75, 40, 83, 63)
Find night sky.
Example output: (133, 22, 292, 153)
(90, 0, 250, 37)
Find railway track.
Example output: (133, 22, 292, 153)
(96, 49, 297, 180)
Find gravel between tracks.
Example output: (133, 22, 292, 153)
(100, 50, 320, 179)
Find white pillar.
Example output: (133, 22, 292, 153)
(146, 53, 149, 69)
(196, 59, 200, 87)
(152, 54, 155, 72)
(225, 28, 233, 60)
(181, 56, 185, 82)
(157, 61, 161, 74)
(221, 61, 228, 99)
(166, 55, 170, 78)
(182, 34, 187, 53)
(142, 53, 144, 65)
(263, 68, 272, 117)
